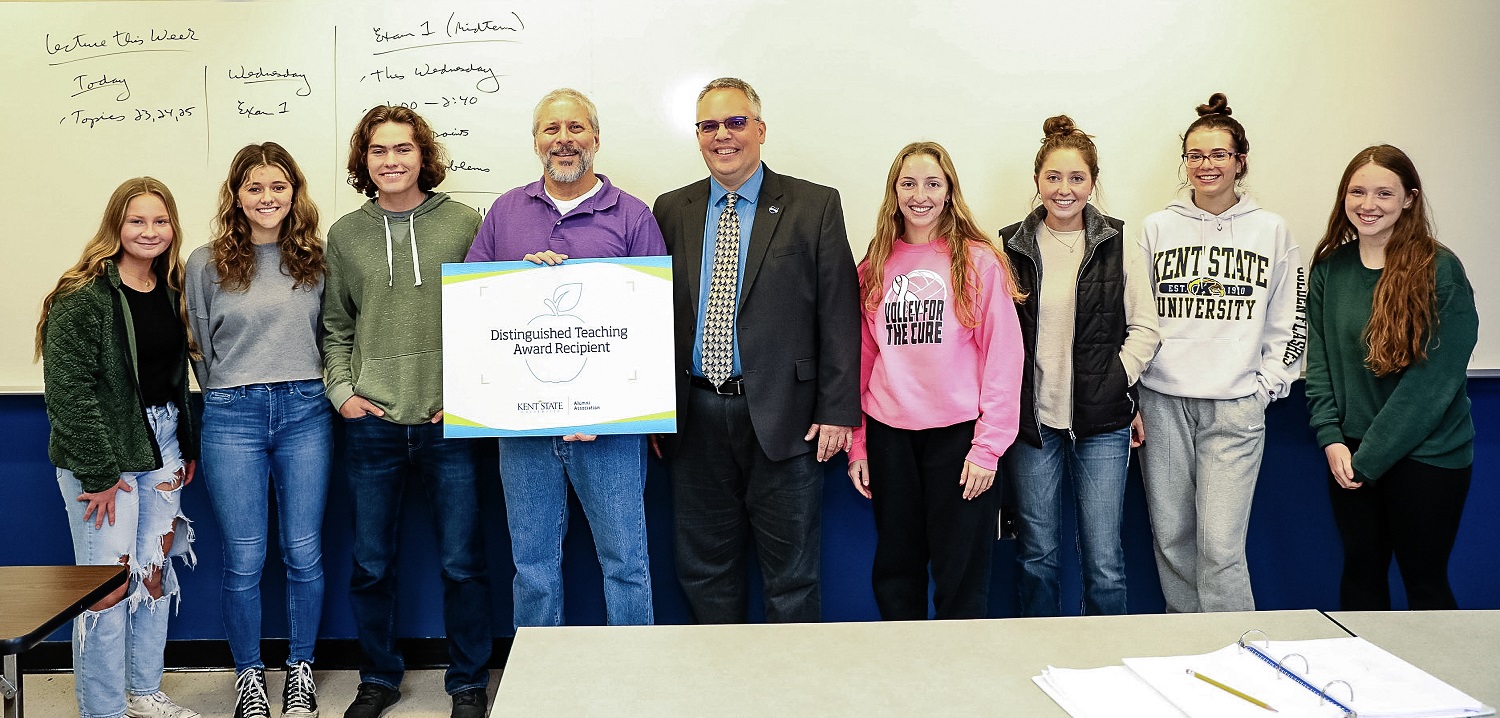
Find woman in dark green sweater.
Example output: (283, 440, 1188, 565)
(1306, 145, 1478, 610)
(36, 177, 201, 718)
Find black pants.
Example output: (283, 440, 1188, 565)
(671, 386, 823, 624)
(866, 417, 997, 620)
(1328, 443, 1471, 611)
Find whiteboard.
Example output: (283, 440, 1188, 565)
(3, 0, 1497, 388)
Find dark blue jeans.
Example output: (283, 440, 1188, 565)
(343, 416, 491, 695)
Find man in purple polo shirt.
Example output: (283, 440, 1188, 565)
(465, 88, 666, 628)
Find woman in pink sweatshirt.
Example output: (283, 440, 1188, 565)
(847, 141, 1025, 620)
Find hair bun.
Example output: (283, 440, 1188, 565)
(1195, 93, 1232, 117)
(1042, 114, 1077, 139)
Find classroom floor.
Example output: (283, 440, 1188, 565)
(17, 668, 503, 717)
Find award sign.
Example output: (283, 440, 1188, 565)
(441, 257, 676, 437)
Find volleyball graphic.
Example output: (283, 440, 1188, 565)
(888, 269, 947, 303)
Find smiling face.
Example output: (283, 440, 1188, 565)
(1344, 161, 1415, 245)
(1184, 127, 1244, 207)
(534, 97, 599, 187)
(894, 153, 949, 244)
(118, 193, 174, 272)
(1035, 147, 1094, 232)
(696, 88, 765, 191)
(366, 121, 423, 210)
(237, 164, 293, 244)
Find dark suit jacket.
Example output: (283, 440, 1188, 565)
(653, 164, 861, 462)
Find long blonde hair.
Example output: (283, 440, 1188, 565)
(35, 177, 193, 360)
(861, 141, 1024, 327)
(212, 142, 325, 292)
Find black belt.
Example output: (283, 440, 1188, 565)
(689, 375, 745, 395)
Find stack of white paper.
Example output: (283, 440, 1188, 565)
(1035, 637, 1494, 718)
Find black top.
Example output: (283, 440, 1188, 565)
(122, 281, 183, 408)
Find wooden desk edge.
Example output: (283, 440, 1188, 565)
(0, 565, 128, 656)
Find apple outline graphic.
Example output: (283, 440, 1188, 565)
(526, 282, 587, 383)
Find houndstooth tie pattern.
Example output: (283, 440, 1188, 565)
(701, 192, 740, 386)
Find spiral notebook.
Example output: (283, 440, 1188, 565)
(1035, 634, 1494, 718)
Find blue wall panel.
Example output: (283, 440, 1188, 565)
(3, 380, 1495, 644)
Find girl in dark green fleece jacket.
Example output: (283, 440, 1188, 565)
(36, 177, 201, 718)
(1307, 145, 1478, 611)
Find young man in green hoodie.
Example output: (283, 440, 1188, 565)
(323, 105, 492, 718)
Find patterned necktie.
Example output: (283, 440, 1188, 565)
(701, 191, 740, 386)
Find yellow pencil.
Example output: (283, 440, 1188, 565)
(1188, 669, 1279, 712)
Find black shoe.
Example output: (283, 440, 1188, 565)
(282, 660, 319, 717)
(343, 683, 399, 718)
(451, 687, 488, 718)
(232, 667, 270, 718)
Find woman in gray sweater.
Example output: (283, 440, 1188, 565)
(186, 143, 327, 718)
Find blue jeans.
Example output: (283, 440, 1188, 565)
(201, 380, 331, 672)
(499, 434, 652, 627)
(58, 404, 193, 718)
(1005, 425, 1129, 617)
(343, 416, 491, 695)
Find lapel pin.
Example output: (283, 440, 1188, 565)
(768, 206, 780, 214)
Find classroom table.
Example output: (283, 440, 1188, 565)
(0, 565, 128, 718)
(494, 609, 1351, 716)
(1328, 610, 1500, 707)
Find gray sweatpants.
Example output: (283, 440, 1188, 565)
(1138, 386, 1267, 612)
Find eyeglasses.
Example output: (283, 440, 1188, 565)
(694, 116, 758, 135)
(1182, 150, 1240, 165)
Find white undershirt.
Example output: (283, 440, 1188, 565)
(547, 179, 603, 216)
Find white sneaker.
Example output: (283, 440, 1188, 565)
(126, 691, 201, 718)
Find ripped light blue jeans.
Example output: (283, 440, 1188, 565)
(57, 403, 194, 718)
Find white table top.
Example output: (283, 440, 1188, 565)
(495, 610, 1350, 717)
(1328, 610, 1500, 707)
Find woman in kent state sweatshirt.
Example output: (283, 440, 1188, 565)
(847, 141, 1024, 620)
(1306, 145, 1477, 611)
(1137, 93, 1307, 614)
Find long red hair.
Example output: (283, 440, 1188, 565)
(1312, 145, 1437, 375)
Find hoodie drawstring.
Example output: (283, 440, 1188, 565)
(381, 214, 423, 288)
(409, 214, 422, 286)
(382, 215, 394, 288)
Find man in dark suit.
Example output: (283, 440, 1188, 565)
(652, 77, 860, 623)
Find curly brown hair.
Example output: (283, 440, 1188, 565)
(345, 105, 448, 197)
(1312, 145, 1437, 376)
(212, 142, 324, 292)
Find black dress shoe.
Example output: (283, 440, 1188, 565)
(451, 686, 488, 718)
(343, 682, 400, 718)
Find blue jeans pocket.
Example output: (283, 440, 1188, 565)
(292, 380, 327, 400)
(204, 388, 240, 406)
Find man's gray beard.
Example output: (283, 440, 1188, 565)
(543, 148, 594, 184)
